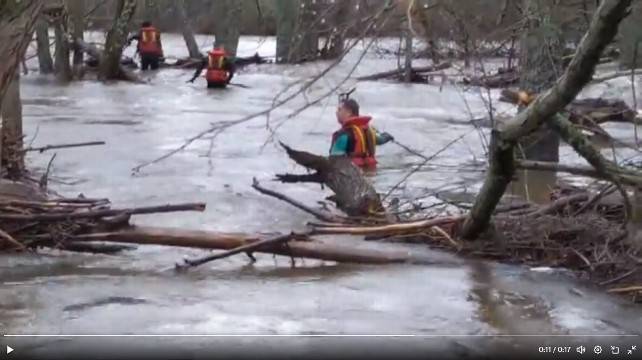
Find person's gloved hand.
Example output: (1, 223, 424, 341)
(379, 132, 395, 144)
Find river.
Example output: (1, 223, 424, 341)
(0, 34, 640, 358)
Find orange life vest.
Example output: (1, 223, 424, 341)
(331, 116, 377, 169)
(206, 48, 229, 84)
(138, 27, 162, 56)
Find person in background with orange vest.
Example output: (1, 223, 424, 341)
(330, 98, 394, 170)
(188, 45, 236, 88)
(127, 21, 164, 71)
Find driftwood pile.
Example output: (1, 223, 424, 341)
(463, 67, 519, 88)
(357, 62, 451, 83)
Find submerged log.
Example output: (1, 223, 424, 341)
(500, 88, 637, 124)
(356, 62, 451, 82)
(463, 67, 519, 88)
(66, 226, 413, 265)
(72, 38, 142, 83)
(275, 143, 384, 217)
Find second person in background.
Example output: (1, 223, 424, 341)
(188, 44, 236, 88)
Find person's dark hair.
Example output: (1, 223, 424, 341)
(142, 21, 152, 28)
(340, 99, 359, 116)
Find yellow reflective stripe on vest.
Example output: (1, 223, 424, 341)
(367, 127, 377, 155)
(349, 125, 367, 154)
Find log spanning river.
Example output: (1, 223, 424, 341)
(0, 34, 640, 357)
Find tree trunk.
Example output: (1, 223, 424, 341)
(461, 132, 515, 239)
(276, 144, 384, 217)
(322, 0, 353, 59)
(176, 0, 201, 59)
(67, 226, 413, 265)
(275, 0, 298, 63)
(35, 17, 54, 74)
(213, 0, 241, 57)
(0, 0, 44, 102)
(100, 0, 137, 80)
(618, 0, 642, 69)
(296, 0, 319, 62)
(1, 71, 24, 179)
(517, 0, 565, 163)
(53, 18, 72, 82)
(66, 0, 85, 75)
(460, 0, 633, 240)
(404, 28, 413, 83)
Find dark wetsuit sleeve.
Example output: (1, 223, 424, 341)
(189, 58, 207, 82)
(226, 58, 236, 83)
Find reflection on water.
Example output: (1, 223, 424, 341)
(509, 169, 557, 205)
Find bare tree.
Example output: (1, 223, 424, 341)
(461, 0, 633, 239)
(618, 0, 642, 69)
(213, 0, 242, 57)
(276, 0, 319, 63)
(176, 0, 201, 58)
(1, 71, 24, 178)
(516, 0, 565, 164)
(66, 0, 85, 76)
(0, 0, 43, 102)
(100, 0, 137, 80)
(35, 17, 54, 74)
(0, 0, 43, 178)
(53, 7, 72, 82)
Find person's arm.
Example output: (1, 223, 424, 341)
(330, 133, 350, 156)
(226, 58, 236, 83)
(127, 33, 140, 45)
(157, 32, 164, 57)
(188, 59, 206, 83)
(374, 128, 394, 145)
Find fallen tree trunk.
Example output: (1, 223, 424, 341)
(72, 38, 142, 83)
(463, 68, 519, 88)
(0, 203, 205, 222)
(66, 226, 414, 265)
(276, 143, 384, 217)
(356, 62, 451, 81)
(500, 88, 637, 124)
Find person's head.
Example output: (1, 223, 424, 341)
(142, 21, 152, 28)
(336, 98, 359, 125)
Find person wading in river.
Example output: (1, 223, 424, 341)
(330, 98, 394, 170)
(128, 21, 164, 71)
(188, 45, 236, 88)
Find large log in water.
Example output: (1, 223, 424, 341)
(67, 226, 412, 265)
(276, 144, 383, 217)
(500, 88, 637, 124)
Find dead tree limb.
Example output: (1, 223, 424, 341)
(461, 0, 633, 240)
(22, 141, 106, 153)
(252, 178, 342, 223)
(0, 203, 206, 222)
(177, 232, 309, 269)
(311, 216, 460, 236)
(356, 62, 451, 81)
(276, 143, 384, 217)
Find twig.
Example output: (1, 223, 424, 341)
(23, 141, 106, 153)
(599, 268, 638, 286)
(382, 131, 472, 202)
(251, 178, 341, 223)
(0, 228, 26, 251)
(429, 226, 461, 250)
(39, 153, 57, 190)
